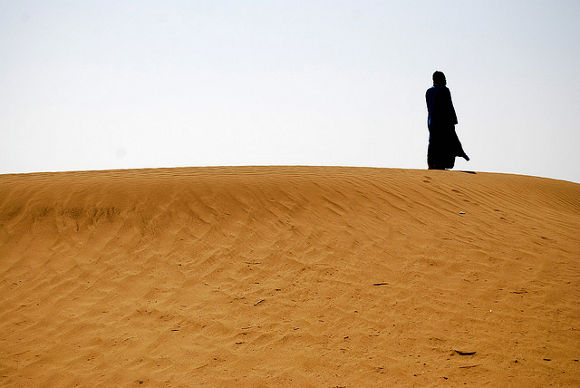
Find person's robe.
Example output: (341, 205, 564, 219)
(425, 85, 467, 169)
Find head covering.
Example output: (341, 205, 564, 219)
(433, 71, 446, 86)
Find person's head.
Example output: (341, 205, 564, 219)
(433, 71, 446, 86)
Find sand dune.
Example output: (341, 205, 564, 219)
(0, 166, 579, 386)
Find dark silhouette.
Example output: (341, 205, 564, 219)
(425, 71, 469, 169)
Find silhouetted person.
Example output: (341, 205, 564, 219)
(425, 71, 469, 169)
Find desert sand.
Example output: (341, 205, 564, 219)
(0, 166, 579, 386)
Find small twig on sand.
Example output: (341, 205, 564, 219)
(373, 282, 389, 286)
(459, 364, 480, 369)
(455, 350, 476, 355)
(254, 299, 265, 306)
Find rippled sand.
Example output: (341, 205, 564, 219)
(1, 166, 579, 386)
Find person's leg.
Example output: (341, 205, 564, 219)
(427, 130, 437, 169)
(427, 141, 437, 169)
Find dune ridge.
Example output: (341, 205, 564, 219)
(1, 166, 579, 386)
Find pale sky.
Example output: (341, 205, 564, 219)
(1, 1, 579, 182)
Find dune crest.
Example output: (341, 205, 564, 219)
(1, 166, 579, 386)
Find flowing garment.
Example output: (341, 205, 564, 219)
(425, 85, 467, 169)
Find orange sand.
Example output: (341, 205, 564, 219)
(0, 166, 579, 386)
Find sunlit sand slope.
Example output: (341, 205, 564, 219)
(1, 166, 579, 386)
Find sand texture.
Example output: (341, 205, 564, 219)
(0, 166, 579, 386)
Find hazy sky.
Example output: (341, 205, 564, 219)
(1, 1, 579, 182)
